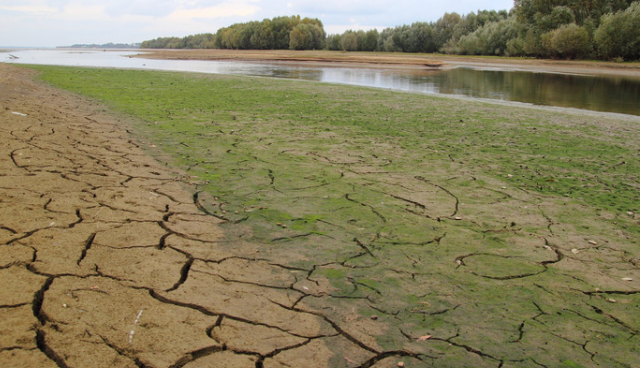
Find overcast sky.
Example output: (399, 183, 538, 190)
(0, 0, 514, 48)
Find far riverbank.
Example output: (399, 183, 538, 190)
(134, 49, 640, 77)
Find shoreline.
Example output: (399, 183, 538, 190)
(134, 49, 640, 119)
(427, 91, 640, 122)
(134, 49, 640, 77)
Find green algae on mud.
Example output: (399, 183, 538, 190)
(24, 65, 640, 367)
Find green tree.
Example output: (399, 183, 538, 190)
(594, 1, 640, 60)
(535, 6, 575, 31)
(515, 0, 636, 57)
(340, 32, 358, 51)
(550, 23, 592, 58)
(231, 24, 252, 49)
(219, 28, 234, 49)
(272, 16, 299, 49)
(408, 22, 435, 53)
(516, 0, 592, 26)
(290, 23, 312, 50)
(378, 28, 401, 52)
(251, 19, 275, 49)
(208, 15, 325, 50)
(326, 34, 341, 50)
(457, 16, 520, 55)
(308, 23, 326, 50)
(433, 12, 462, 52)
(391, 25, 411, 52)
(360, 29, 379, 51)
(506, 37, 526, 56)
(141, 3, 640, 59)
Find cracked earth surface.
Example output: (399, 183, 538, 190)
(1, 63, 640, 368)
(0, 64, 388, 368)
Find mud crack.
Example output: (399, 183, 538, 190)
(345, 194, 386, 223)
(36, 330, 71, 368)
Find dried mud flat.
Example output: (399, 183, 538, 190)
(0, 63, 391, 368)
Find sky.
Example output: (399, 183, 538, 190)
(0, 0, 515, 48)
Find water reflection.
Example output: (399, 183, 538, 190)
(428, 69, 640, 115)
(2, 49, 639, 116)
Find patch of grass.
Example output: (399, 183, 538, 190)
(24, 64, 640, 366)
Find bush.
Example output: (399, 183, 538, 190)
(506, 37, 526, 56)
(457, 33, 480, 54)
(456, 16, 519, 56)
(548, 23, 592, 59)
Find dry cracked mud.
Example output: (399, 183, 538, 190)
(0, 64, 404, 368)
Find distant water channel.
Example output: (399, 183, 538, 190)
(3, 49, 640, 116)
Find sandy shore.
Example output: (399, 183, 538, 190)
(0, 63, 393, 368)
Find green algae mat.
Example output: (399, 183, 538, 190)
(25, 65, 640, 367)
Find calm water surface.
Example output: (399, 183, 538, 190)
(3, 49, 639, 116)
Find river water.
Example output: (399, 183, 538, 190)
(3, 49, 640, 116)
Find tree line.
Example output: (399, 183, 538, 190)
(141, 16, 325, 51)
(60, 42, 141, 49)
(140, 1, 640, 61)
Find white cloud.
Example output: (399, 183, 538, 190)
(104, 0, 178, 17)
(0, 5, 57, 14)
(0, 0, 59, 15)
(166, 1, 259, 21)
(60, 3, 108, 20)
(286, 0, 389, 15)
(2, 0, 261, 19)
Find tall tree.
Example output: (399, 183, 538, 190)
(594, 1, 640, 59)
